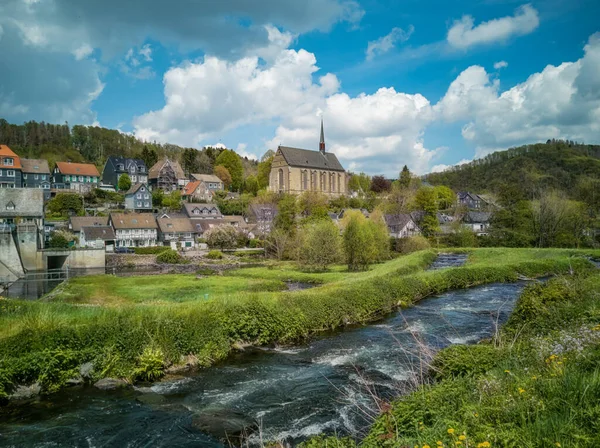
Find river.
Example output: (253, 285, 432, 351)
(0, 266, 527, 447)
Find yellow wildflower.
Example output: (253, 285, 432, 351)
(518, 387, 526, 394)
(477, 443, 491, 448)
(459, 435, 466, 441)
(504, 370, 510, 373)
(423, 445, 431, 448)
(448, 428, 455, 435)
(555, 443, 561, 447)
(455, 442, 462, 446)
(437, 442, 443, 446)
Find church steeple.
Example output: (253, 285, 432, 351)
(319, 118, 326, 153)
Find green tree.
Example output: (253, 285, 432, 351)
(434, 185, 455, 210)
(204, 225, 239, 249)
(152, 189, 164, 207)
(298, 191, 329, 221)
(214, 165, 232, 189)
(257, 155, 273, 189)
(118, 173, 132, 192)
(399, 165, 411, 188)
(244, 175, 259, 196)
(299, 219, 342, 271)
(414, 187, 439, 238)
(47, 193, 84, 217)
(215, 149, 244, 190)
(162, 191, 182, 211)
(366, 210, 390, 262)
(181, 148, 199, 174)
(348, 173, 371, 194)
(342, 211, 373, 271)
(274, 194, 297, 234)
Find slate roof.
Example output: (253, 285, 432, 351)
(157, 217, 195, 234)
(190, 173, 222, 183)
(0, 188, 43, 217)
(0, 145, 22, 169)
(56, 161, 100, 177)
(110, 213, 158, 229)
(106, 156, 146, 172)
(277, 146, 345, 172)
(21, 158, 50, 174)
(384, 213, 414, 229)
(464, 211, 492, 223)
(149, 158, 185, 180)
(81, 226, 115, 241)
(70, 216, 109, 232)
(125, 183, 148, 195)
(248, 203, 278, 221)
(183, 203, 222, 218)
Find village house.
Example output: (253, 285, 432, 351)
(101, 156, 148, 190)
(185, 174, 224, 201)
(0, 145, 22, 189)
(157, 216, 197, 250)
(52, 161, 100, 193)
(384, 213, 421, 238)
(457, 192, 487, 210)
(69, 216, 109, 240)
(183, 203, 222, 219)
(268, 120, 348, 196)
(21, 159, 51, 197)
(124, 183, 152, 211)
(247, 203, 278, 235)
(149, 158, 187, 192)
(109, 213, 158, 248)
(0, 188, 44, 230)
(463, 211, 492, 236)
(80, 226, 116, 252)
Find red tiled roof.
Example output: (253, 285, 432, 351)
(183, 180, 201, 196)
(0, 145, 22, 169)
(55, 161, 100, 177)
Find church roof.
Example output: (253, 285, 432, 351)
(277, 146, 345, 172)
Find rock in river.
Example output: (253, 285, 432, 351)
(191, 406, 258, 441)
(94, 378, 130, 390)
(9, 383, 41, 401)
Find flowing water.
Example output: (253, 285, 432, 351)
(0, 255, 529, 447)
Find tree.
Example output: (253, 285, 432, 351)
(299, 219, 342, 271)
(140, 145, 158, 169)
(399, 165, 411, 188)
(118, 173, 132, 192)
(366, 210, 390, 262)
(274, 194, 298, 234)
(266, 228, 291, 260)
(298, 191, 329, 221)
(204, 225, 239, 249)
(370, 175, 392, 193)
(434, 185, 455, 210)
(181, 148, 199, 174)
(214, 165, 232, 189)
(414, 187, 439, 238)
(197, 152, 213, 174)
(348, 173, 371, 194)
(152, 189, 164, 207)
(215, 149, 244, 190)
(243, 175, 259, 196)
(48, 230, 73, 248)
(162, 191, 182, 211)
(257, 155, 273, 189)
(342, 211, 373, 271)
(47, 193, 84, 217)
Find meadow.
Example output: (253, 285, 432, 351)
(0, 248, 598, 404)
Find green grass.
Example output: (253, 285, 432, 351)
(0, 248, 598, 404)
(301, 268, 600, 447)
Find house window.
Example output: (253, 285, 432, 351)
(118, 164, 124, 171)
(131, 175, 137, 182)
(7, 170, 15, 177)
(144, 202, 150, 207)
(23, 174, 28, 179)
(42, 174, 47, 180)
(86, 176, 90, 182)
(137, 202, 142, 207)
(6, 202, 15, 210)
(79, 176, 84, 182)
(4, 158, 13, 166)
(137, 193, 142, 199)
(34, 174, 39, 180)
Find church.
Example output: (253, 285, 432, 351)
(268, 120, 348, 197)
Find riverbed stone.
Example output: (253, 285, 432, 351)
(136, 392, 167, 405)
(94, 378, 129, 390)
(66, 377, 84, 386)
(79, 362, 95, 379)
(9, 383, 41, 400)
(191, 407, 258, 441)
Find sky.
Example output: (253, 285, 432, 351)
(0, 0, 599, 176)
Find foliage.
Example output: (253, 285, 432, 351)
(214, 165, 232, 189)
(434, 185, 455, 210)
(257, 155, 273, 189)
(394, 235, 431, 254)
(298, 191, 329, 221)
(139, 145, 158, 170)
(415, 186, 440, 237)
(341, 210, 388, 271)
(274, 194, 298, 234)
(298, 219, 342, 271)
(133, 246, 170, 255)
(161, 191, 182, 211)
(156, 249, 185, 264)
(117, 173, 132, 192)
(348, 172, 371, 194)
(204, 225, 239, 249)
(47, 193, 83, 217)
(370, 175, 392, 193)
(398, 165, 412, 188)
(243, 175, 259, 195)
(48, 230, 73, 249)
(152, 189, 164, 207)
(215, 149, 244, 191)
(266, 228, 292, 261)
(206, 250, 224, 260)
(181, 148, 199, 174)
(132, 347, 165, 382)
(445, 224, 478, 247)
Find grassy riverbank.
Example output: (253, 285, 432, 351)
(303, 271, 600, 447)
(0, 248, 598, 404)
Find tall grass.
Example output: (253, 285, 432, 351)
(0, 248, 598, 403)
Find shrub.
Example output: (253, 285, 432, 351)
(206, 250, 224, 260)
(133, 246, 170, 255)
(156, 249, 184, 264)
(132, 347, 165, 382)
(204, 225, 239, 249)
(48, 230, 75, 249)
(248, 239, 263, 248)
(395, 235, 431, 254)
(298, 219, 342, 271)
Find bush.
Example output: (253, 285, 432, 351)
(248, 239, 263, 248)
(298, 219, 342, 271)
(133, 246, 170, 255)
(47, 193, 84, 217)
(206, 250, 224, 260)
(48, 230, 75, 249)
(204, 225, 240, 249)
(395, 235, 432, 254)
(156, 249, 184, 264)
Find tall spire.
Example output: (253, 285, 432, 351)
(319, 117, 326, 153)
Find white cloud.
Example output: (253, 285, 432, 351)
(235, 143, 258, 160)
(436, 33, 600, 155)
(494, 60, 508, 69)
(139, 43, 152, 61)
(73, 43, 93, 60)
(430, 158, 471, 173)
(366, 25, 414, 61)
(447, 4, 539, 50)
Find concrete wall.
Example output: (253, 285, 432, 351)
(66, 249, 106, 269)
(0, 231, 25, 282)
(16, 225, 39, 271)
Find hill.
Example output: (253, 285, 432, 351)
(425, 140, 600, 202)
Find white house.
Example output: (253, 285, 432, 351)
(109, 213, 158, 247)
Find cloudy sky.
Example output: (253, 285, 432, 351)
(0, 0, 599, 176)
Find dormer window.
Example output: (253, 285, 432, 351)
(4, 158, 13, 166)
(118, 164, 124, 171)
(6, 201, 15, 210)
(138, 166, 145, 173)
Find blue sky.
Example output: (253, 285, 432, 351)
(1, 0, 599, 176)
